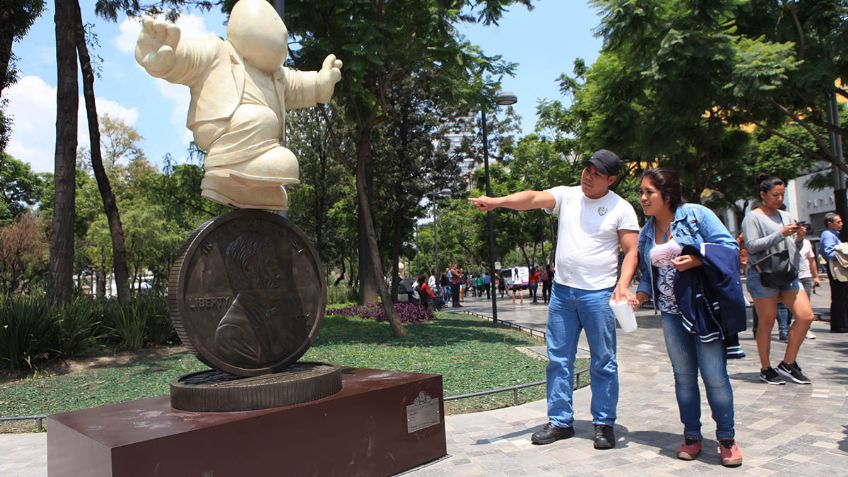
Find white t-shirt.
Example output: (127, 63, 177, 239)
(544, 186, 640, 290)
(798, 239, 814, 279)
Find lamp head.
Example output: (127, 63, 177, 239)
(496, 92, 518, 106)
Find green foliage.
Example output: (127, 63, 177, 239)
(0, 296, 53, 372)
(0, 0, 46, 151)
(0, 295, 177, 372)
(327, 285, 357, 305)
(306, 313, 556, 412)
(752, 123, 821, 182)
(93, 0, 213, 23)
(134, 294, 175, 345)
(264, 0, 536, 308)
(0, 153, 46, 223)
(585, 0, 848, 186)
(0, 350, 206, 417)
(101, 300, 147, 351)
(0, 313, 559, 418)
(54, 298, 108, 359)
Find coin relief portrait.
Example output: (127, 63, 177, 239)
(172, 211, 326, 376)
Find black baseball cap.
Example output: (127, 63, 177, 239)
(585, 149, 622, 177)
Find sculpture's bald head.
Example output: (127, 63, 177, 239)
(228, 0, 288, 73)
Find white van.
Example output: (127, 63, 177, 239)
(499, 266, 529, 288)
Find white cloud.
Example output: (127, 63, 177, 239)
(115, 13, 220, 54)
(5, 75, 139, 173)
(154, 78, 192, 145)
(115, 17, 143, 54)
(115, 13, 221, 152)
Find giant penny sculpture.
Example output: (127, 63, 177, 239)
(135, 0, 347, 412)
(167, 209, 341, 411)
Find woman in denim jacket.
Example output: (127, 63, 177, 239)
(633, 169, 742, 467)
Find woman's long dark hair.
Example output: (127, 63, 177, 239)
(641, 168, 683, 211)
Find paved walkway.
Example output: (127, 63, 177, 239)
(2, 285, 846, 476)
(404, 285, 848, 476)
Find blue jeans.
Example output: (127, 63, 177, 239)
(545, 282, 618, 428)
(662, 313, 735, 440)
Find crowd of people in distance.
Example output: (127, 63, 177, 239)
(402, 261, 558, 310)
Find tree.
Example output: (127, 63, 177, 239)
(0, 152, 45, 223)
(44, 0, 213, 306)
(369, 76, 466, 301)
(271, 0, 532, 336)
(585, 1, 847, 222)
(0, 211, 48, 295)
(286, 107, 356, 280)
(724, 1, 848, 175)
(0, 0, 45, 152)
(76, 0, 133, 304)
(48, 0, 80, 307)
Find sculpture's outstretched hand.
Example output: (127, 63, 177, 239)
(316, 54, 343, 103)
(135, 16, 181, 77)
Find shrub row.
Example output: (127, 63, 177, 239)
(0, 287, 418, 374)
(326, 285, 358, 305)
(0, 295, 176, 373)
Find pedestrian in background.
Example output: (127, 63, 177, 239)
(529, 267, 541, 303)
(742, 174, 814, 385)
(820, 213, 848, 332)
(541, 263, 553, 304)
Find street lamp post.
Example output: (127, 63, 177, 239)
(482, 92, 517, 324)
(432, 188, 452, 278)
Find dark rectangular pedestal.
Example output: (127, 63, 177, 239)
(47, 368, 446, 476)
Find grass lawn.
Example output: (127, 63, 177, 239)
(0, 311, 588, 430)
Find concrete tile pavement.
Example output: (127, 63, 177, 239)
(2, 283, 846, 476)
(405, 283, 848, 476)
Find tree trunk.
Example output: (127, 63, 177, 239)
(357, 158, 379, 304)
(0, 18, 13, 100)
(390, 208, 402, 302)
(518, 243, 531, 269)
(73, 3, 131, 305)
(315, 119, 326, 255)
(354, 129, 405, 336)
(96, 258, 106, 299)
(389, 107, 408, 303)
(47, 0, 78, 308)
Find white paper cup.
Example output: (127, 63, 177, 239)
(609, 299, 637, 332)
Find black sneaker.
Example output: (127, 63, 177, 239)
(593, 424, 616, 449)
(759, 367, 786, 385)
(777, 361, 812, 384)
(531, 423, 575, 445)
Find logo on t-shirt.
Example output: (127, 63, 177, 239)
(598, 206, 608, 216)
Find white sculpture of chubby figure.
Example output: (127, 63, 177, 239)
(134, 0, 342, 210)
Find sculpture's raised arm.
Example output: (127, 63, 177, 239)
(135, 17, 181, 78)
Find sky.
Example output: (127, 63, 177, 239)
(5, 0, 603, 174)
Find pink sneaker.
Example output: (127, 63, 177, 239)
(719, 439, 743, 467)
(677, 437, 702, 460)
